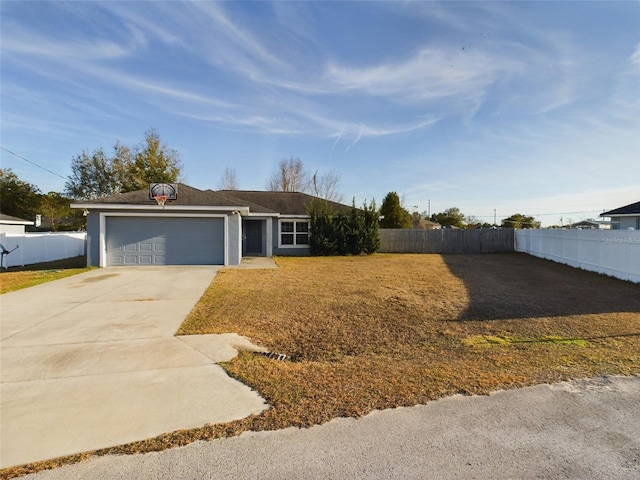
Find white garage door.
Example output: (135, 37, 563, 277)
(106, 217, 224, 266)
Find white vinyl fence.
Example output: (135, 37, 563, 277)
(0, 232, 86, 268)
(515, 229, 640, 283)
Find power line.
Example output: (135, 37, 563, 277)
(462, 210, 603, 220)
(529, 210, 604, 217)
(0, 146, 68, 181)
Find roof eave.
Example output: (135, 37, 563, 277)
(71, 203, 251, 215)
(0, 220, 34, 226)
(599, 213, 640, 218)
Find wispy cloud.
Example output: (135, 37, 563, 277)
(187, 1, 292, 77)
(2, 28, 129, 59)
(345, 126, 364, 152)
(99, 2, 182, 46)
(329, 120, 347, 156)
(167, 110, 302, 135)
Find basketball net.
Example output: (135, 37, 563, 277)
(154, 195, 168, 207)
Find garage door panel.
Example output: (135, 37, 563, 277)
(106, 217, 224, 266)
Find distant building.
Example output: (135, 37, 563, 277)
(599, 201, 640, 230)
(570, 220, 606, 230)
(0, 214, 34, 234)
(414, 219, 441, 230)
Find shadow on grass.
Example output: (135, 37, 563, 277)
(442, 252, 640, 321)
(1, 255, 87, 273)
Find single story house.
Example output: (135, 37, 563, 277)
(570, 220, 605, 230)
(0, 214, 34, 234)
(71, 184, 351, 267)
(599, 201, 640, 230)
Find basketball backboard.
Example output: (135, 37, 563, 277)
(149, 183, 178, 201)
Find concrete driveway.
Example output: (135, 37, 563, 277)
(0, 267, 267, 469)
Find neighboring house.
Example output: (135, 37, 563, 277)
(0, 214, 34, 234)
(71, 184, 351, 267)
(570, 220, 605, 230)
(424, 220, 442, 230)
(599, 201, 640, 230)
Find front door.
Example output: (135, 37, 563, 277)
(244, 220, 263, 255)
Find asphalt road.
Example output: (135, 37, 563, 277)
(21, 375, 640, 480)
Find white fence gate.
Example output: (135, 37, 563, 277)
(515, 229, 640, 283)
(0, 232, 87, 268)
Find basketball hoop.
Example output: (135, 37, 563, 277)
(154, 195, 168, 207)
(149, 183, 177, 205)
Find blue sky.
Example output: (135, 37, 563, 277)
(1, 1, 638, 226)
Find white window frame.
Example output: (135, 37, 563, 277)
(278, 218, 310, 248)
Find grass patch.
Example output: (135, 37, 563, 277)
(0, 256, 92, 294)
(3, 253, 639, 479)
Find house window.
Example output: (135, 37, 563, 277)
(279, 220, 309, 247)
(612, 217, 620, 230)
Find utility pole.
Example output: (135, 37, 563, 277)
(493, 209, 496, 226)
(428, 199, 431, 219)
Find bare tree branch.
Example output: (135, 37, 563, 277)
(310, 168, 343, 203)
(218, 167, 239, 190)
(266, 157, 308, 192)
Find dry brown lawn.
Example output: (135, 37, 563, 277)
(177, 253, 639, 430)
(3, 253, 639, 479)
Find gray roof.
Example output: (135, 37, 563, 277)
(75, 184, 229, 206)
(216, 190, 352, 215)
(600, 201, 640, 217)
(69, 184, 353, 215)
(0, 213, 34, 224)
(71, 184, 274, 213)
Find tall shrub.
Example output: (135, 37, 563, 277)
(308, 199, 380, 255)
(379, 192, 411, 228)
(308, 199, 338, 255)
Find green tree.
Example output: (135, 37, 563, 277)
(379, 192, 411, 228)
(432, 207, 465, 228)
(65, 129, 183, 199)
(64, 148, 122, 200)
(0, 168, 42, 220)
(464, 215, 494, 229)
(501, 213, 541, 229)
(39, 192, 84, 231)
(121, 129, 182, 192)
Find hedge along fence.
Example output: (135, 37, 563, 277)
(379, 228, 515, 254)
